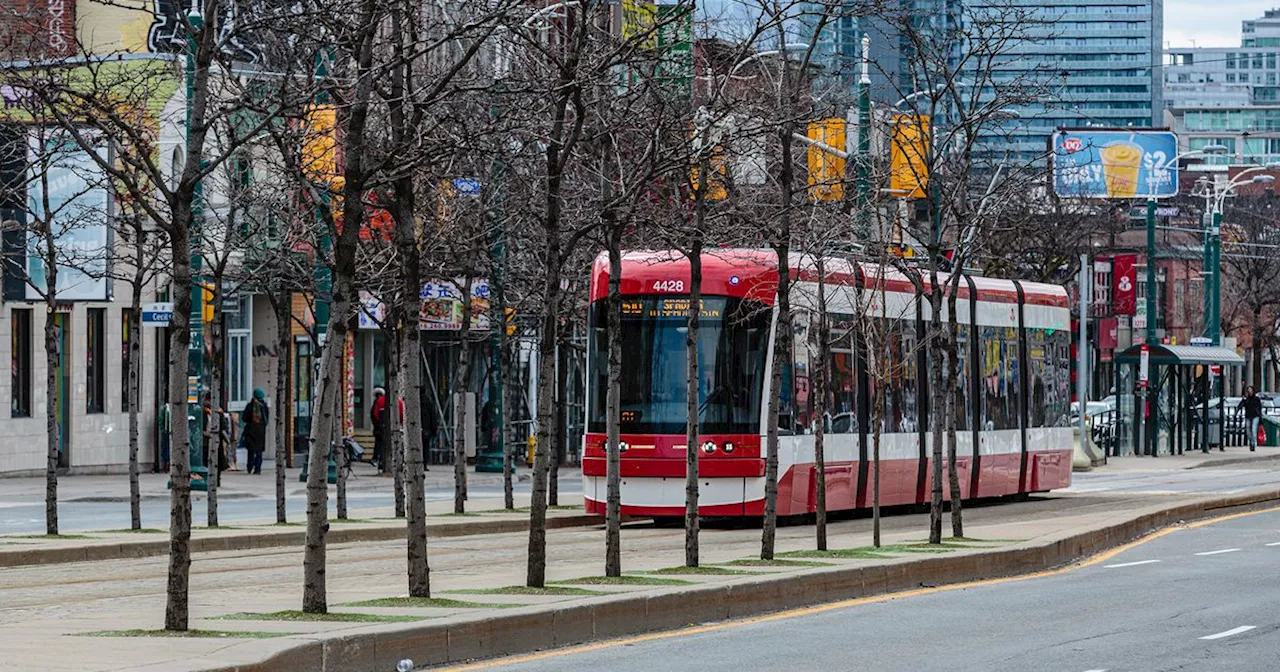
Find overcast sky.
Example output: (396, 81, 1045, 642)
(1164, 1, 1278, 48)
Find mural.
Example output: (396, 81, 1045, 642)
(74, 0, 267, 62)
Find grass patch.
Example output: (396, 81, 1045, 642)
(909, 536, 1018, 545)
(81, 629, 291, 639)
(341, 597, 518, 609)
(213, 610, 422, 623)
(434, 512, 484, 518)
(13, 533, 95, 540)
(444, 585, 607, 597)
(719, 558, 834, 568)
(329, 518, 376, 524)
(271, 522, 304, 527)
(780, 548, 890, 560)
(550, 505, 582, 511)
(98, 528, 165, 534)
(553, 575, 694, 586)
(642, 565, 756, 576)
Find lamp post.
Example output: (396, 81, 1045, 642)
(856, 34, 871, 239)
(1198, 166, 1277, 345)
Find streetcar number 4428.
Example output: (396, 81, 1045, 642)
(652, 280, 685, 292)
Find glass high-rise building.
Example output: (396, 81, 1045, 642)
(967, 1, 1164, 164)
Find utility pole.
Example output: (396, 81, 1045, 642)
(186, 11, 208, 488)
(1078, 253, 1090, 449)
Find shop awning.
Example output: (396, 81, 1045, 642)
(1115, 344, 1245, 367)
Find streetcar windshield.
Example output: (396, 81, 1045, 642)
(588, 296, 769, 435)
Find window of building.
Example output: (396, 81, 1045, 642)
(226, 297, 252, 412)
(1255, 53, 1265, 69)
(87, 308, 105, 414)
(1227, 73, 1237, 83)
(11, 308, 31, 418)
(1269, 53, 1277, 70)
(1227, 53, 1237, 68)
(121, 309, 133, 413)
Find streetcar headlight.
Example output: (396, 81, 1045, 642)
(722, 441, 735, 454)
(702, 441, 717, 454)
(618, 441, 629, 453)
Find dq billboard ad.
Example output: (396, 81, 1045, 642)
(1052, 130, 1179, 199)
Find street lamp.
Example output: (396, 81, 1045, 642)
(1194, 164, 1280, 346)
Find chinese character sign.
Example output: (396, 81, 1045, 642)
(1052, 130, 1179, 199)
(419, 279, 491, 331)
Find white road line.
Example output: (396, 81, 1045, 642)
(1082, 669, 1108, 672)
(1266, 542, 1280, 547)
(1195, 548, 1242, 556)
(1200, 626, 1256, 640)
(1104, 559, 1161, 569)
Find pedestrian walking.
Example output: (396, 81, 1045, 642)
(371, 387, 387, 471)
(1240, 386, 1264, 452)
(241, 388, 270, 475)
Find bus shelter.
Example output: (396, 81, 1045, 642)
(1114, 344, 1244, 456)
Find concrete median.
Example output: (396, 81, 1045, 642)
(191, 487, 1280, 672)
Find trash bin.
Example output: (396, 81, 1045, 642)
(1262, 417, 1280, 448)
(298, 449, 338, 484)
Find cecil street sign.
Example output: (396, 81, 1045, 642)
(142, 302, 174, 326)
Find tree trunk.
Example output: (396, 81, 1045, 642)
(945, 289, 963, 538)
(302, 312, 343, 613)
(392, 171, 430, 595)
(928, 283, 944, 545)
(274, 292, 290, 524)
(207, 280, 223, 528)
(336, 390, 348, 520)
(164, 242, 195, 632)
(526, 269, 559, 587)
(604, 242, 623, 577)
(43, 297, 59, 536)
(1253, 309, 1264, 390)
(128, 272, 143, 530)
(685, 245, 702, 566)
(762, 125, 795, 561)
(872, 364, 883, 549)
(453, 278, 474, 514)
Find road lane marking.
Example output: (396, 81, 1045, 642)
(1200, 626, 1256, 640)
(1195, 548, 1241, 556)
(439, 505, 1280, 671)
(1082, 669, 1108, 672)
(1104, 559, 1160, 568)
(1266, 542, 1280, 547)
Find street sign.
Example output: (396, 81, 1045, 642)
(357, 291, 384, 330)
(1210, 364, 1222, 376)
(142, 302, 174, 326)
(452, 178, 481, 198)
(1051, 129, 1179, 199)
(1190, 337, 1212, 347)
(1139, 344, 1150, 388)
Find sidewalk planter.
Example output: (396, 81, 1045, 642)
(1261, 417, 1280, 447)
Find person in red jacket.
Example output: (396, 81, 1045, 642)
(371, 388, 406, 472)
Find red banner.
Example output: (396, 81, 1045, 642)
(1113, 254, 1137, 316)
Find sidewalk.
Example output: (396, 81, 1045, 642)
(4, 485, 1278, 672)
(1091, 444, 1280, 473)
(0, 461, 533, 502)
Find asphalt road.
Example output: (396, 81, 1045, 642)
(0, 469, 583, 534)
(484, 508, 1280, 672)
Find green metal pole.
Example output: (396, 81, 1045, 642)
(186, 12, 207, 487)
(1210, 209, 1222, 346)
(1203, 209, 1213, 336)
(479, 95, 507, 474)
(1144, 198, 1158, 456)
(856, 34, 871, 239)
(314, 54, 332, 346)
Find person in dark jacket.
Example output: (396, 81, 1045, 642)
(241, 388, 270, 474)
(1240, 386, 1264, 452)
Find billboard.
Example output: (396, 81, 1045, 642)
(420, 279, 491, 331)
(890, 115, 929, 199)
(1052, 130, 1178, 199)
(25, 132, 111, 301)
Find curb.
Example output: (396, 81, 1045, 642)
(197, 487, 1280, 672)
(0, 514, 602, 569)
(1184, 451, 1280, 469)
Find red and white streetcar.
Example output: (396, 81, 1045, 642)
(582, 250, 1073, 519)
